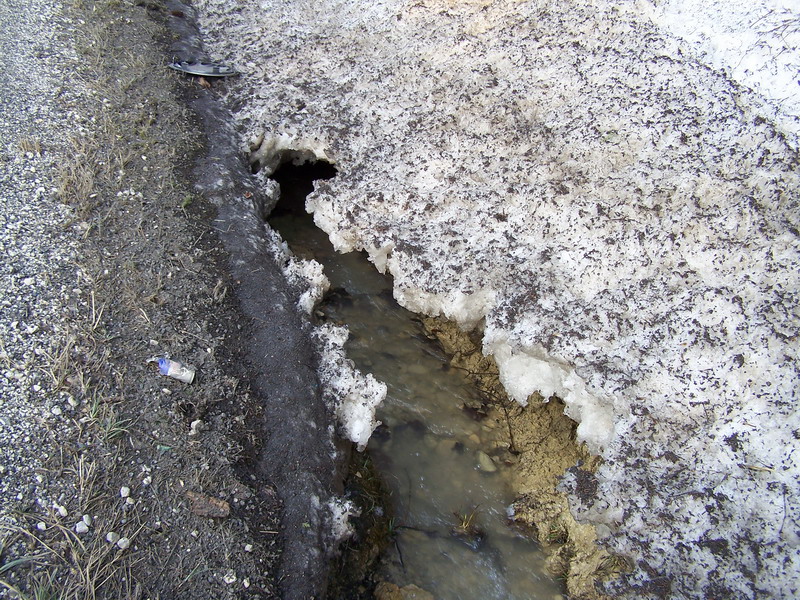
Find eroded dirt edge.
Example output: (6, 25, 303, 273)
(420, 317, 630, 600)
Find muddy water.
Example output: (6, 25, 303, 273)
(268, 165, 562, 600)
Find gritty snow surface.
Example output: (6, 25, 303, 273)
(646, 0, 800, 139)
(195, 0, 799, 597)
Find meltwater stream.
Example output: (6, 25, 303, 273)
(269, 163, 562, 600)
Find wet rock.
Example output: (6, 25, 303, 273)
(476, 450, 497, 473)
(374, 581, 434, 600)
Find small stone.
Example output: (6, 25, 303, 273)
(222, 570, 237, 584)
(120, 486, 130, 498)
(75, 521, 89, 534)
(82, 514, 92, 526)
(186, 490, 230, 518)
(107, 531, 120, 544)
(142, 476, 152, 486)
(244, 543, 253, 553)
(67, 395, 79, 408)
(50, 406, 62, 416)
(476, 450, 497, 473)
(116, 537, 130, 550)
(189, 419, 204, 436)
(125, 497, 135, 505)
(36, 522, 47, 531)
(55, 504, 68, 518)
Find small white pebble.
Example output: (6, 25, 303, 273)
(106, 531, 120, 544)
(36, 522, 47, 531)
(67, 396, 79, 408)
(116, 537, 131, 550)
(120, 486, 130, 498)
(55, 504, 68, 518)
(189, 419, 204, 436)
(244, 543, 253, 553)
(222, 570, 237, 584)
(243, 578, 250, 588)
(50, 406, 62, 416)
(125, 497, 135, 505)
(75, 521, 89, 534)
(82, 514, 92, 526)
(191, 530, 199, 538)
(142, 476, 152, 486)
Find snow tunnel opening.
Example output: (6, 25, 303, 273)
(267, 156, 338, 219)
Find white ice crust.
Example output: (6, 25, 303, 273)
(195, 0, 800, 597)
(262, 224, 330, 314)
(314, 323, 386, 451)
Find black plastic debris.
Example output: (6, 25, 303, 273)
(168, 60, 238, 77)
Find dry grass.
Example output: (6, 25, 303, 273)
(595, 552, 634, 578)
(0, 454, 144, 600)
(57, 136, 99, 210)
(17, 138, 42, 156)
(4, 0, 276, 596)
(4, 2, 166, 595)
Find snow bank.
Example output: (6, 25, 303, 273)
(195, 0, 800, 596)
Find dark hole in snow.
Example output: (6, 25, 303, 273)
(266, 158, 337, 214)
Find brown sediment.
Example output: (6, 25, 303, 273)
(420, 316, 627, 599)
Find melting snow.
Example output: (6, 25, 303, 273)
(195, 0, 800, 597)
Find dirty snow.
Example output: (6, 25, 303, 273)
(195, 0, 800, 597)
(645, 0, 800, 140)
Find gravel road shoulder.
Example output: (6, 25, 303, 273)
(0, 1, 340, 598)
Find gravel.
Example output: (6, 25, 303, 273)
(0, 0, 86, 526)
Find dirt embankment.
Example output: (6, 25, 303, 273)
(421, 317, 629, 600)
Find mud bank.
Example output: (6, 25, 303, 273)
(421, 318, 616, 599)
(164, 3, 350, 598)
